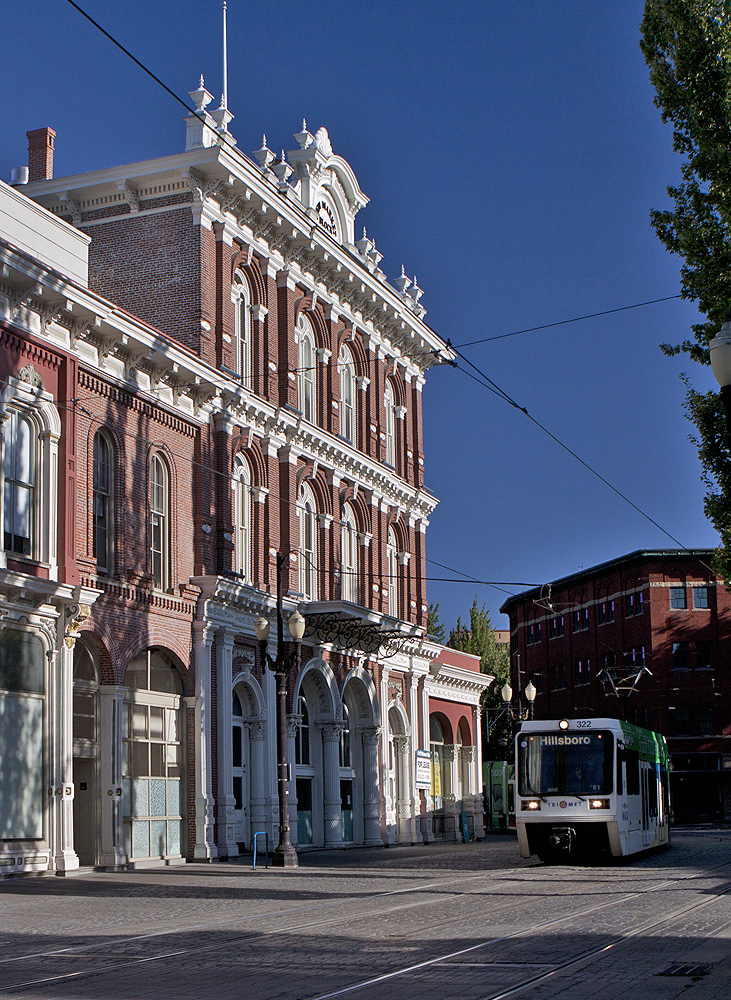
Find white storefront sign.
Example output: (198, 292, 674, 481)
(415, 749, 431, 789)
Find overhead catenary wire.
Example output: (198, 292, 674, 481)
(45, 3, 720, 599)
(2, 385, 534, 594)
(454, 294, 682, 348)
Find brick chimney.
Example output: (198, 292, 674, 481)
(26, 127, 56, 182)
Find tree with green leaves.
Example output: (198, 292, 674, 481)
(448, 599, 511, 759)
(426, 602, 446, 643)
(641, 1, 731, 580)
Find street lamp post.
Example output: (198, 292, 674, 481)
(254, 551, 305, 869)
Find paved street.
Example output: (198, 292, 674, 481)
(0, 831, 730, 1000)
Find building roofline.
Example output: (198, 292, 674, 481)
(499, 548, 717, 615)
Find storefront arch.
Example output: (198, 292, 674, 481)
(291, 657, 338, 848)
(340, 667, 380, 845)
(231, 671, 267, 852)
(121, 648, 185, 865)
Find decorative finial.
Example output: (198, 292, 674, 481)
(302, 118, 307, 130)
(262, 134, 267, 147)
(221, 0, 229, 111)
(362, 227, 367, 239)
(199, 74, 205, 88)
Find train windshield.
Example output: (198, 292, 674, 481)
(518, 731, 613, 796)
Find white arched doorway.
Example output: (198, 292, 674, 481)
(231, 673, 266, 853)
(291, 658, 338, 848)
(72, 644, 100, 866)
(341, 668, 381, 846)
(386, 701, 411, 845)
(122, 650, 184, 864)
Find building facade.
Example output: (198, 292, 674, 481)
(500, 549, 731, 824)
(0, 92, 490, 874)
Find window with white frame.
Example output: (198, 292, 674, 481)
(297, 314, 316, 423)
(1, 367, 60, 569)
(93, 429, 114, 576)
(299, 482, 318, 600)
(387, 529, 399, 616)
(384, 381, 396, 467)
(233, 272, 251, 383)
(233, 456, 251, 582)
(339, 344, 356, 444)
(150, 453, 170, 591)
(3, 410, 34, 556)
(341, 503, 358, 603)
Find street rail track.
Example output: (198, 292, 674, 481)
(1, 854, 730, 997)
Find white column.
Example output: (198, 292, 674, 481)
(443, 745, 459, 841)
(379, 665, 390, 836)
(407, 674, 422, 843)
(321, 722, 343, 846)
(286, 715, 300, 845)
(249, 720, 268, 841)
(99, 685, 127, 867)
(392, 735, 410, 843)
(360, 725, 382, 845)
(216, 629, 237, 857)
(193, 621, 217, 859)
(52, 638, 78, 873)
(473, 703, 485, 839)
(419, 678, 433, 842)
(462, 745, 479, 839)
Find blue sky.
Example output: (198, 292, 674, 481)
(1, 1, 718, 631)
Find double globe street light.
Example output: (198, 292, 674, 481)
(502, 680, 537, 722)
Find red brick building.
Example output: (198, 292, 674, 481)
(500, 549, 731, 823)
(0, 94, 490, 874)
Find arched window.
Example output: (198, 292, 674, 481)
(387, 529, 399, 617)
(340, 703, 351, 767)
(297, 314, 316, 423)
(150, 453, 170, 591)
(295, 695, 310, 765)
(233, 272, 251, 383)
(1, 367, 61, 570)
(339, 344, 356, 444)
(93, 429, 114, 575)
(232, 456, 251, 582)
(3, 410, 34, 556)
(299, 482, 318, 600)
(341, 503, 358, 603)
(384, 382, 396, 467)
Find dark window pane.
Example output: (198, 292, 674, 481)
(0, 629, 44, 693)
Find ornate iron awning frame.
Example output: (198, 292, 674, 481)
(301, 602, 422, 658)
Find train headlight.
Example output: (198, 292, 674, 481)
(558, 719, 569, 731)
(521, 800, 541, 811)
(589, 799, 610, 809)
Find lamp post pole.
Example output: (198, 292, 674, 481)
(254, 551, 304, 869)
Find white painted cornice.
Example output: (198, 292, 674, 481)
(25, 145, 454, 375)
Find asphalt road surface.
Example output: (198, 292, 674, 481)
(0, 831, 730, 999)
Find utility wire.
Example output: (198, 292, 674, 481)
(53, 3, 716, 592)
(63, 0, 239, 154)
(449, 346, 717, 578)
(455, 294, 682, 348)
(27, 391, 532, 591)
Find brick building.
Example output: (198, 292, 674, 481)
(0, 88, 490, 874)
(500, 549, 731, 823)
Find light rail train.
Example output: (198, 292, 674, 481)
(515, 717, 670, 862)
